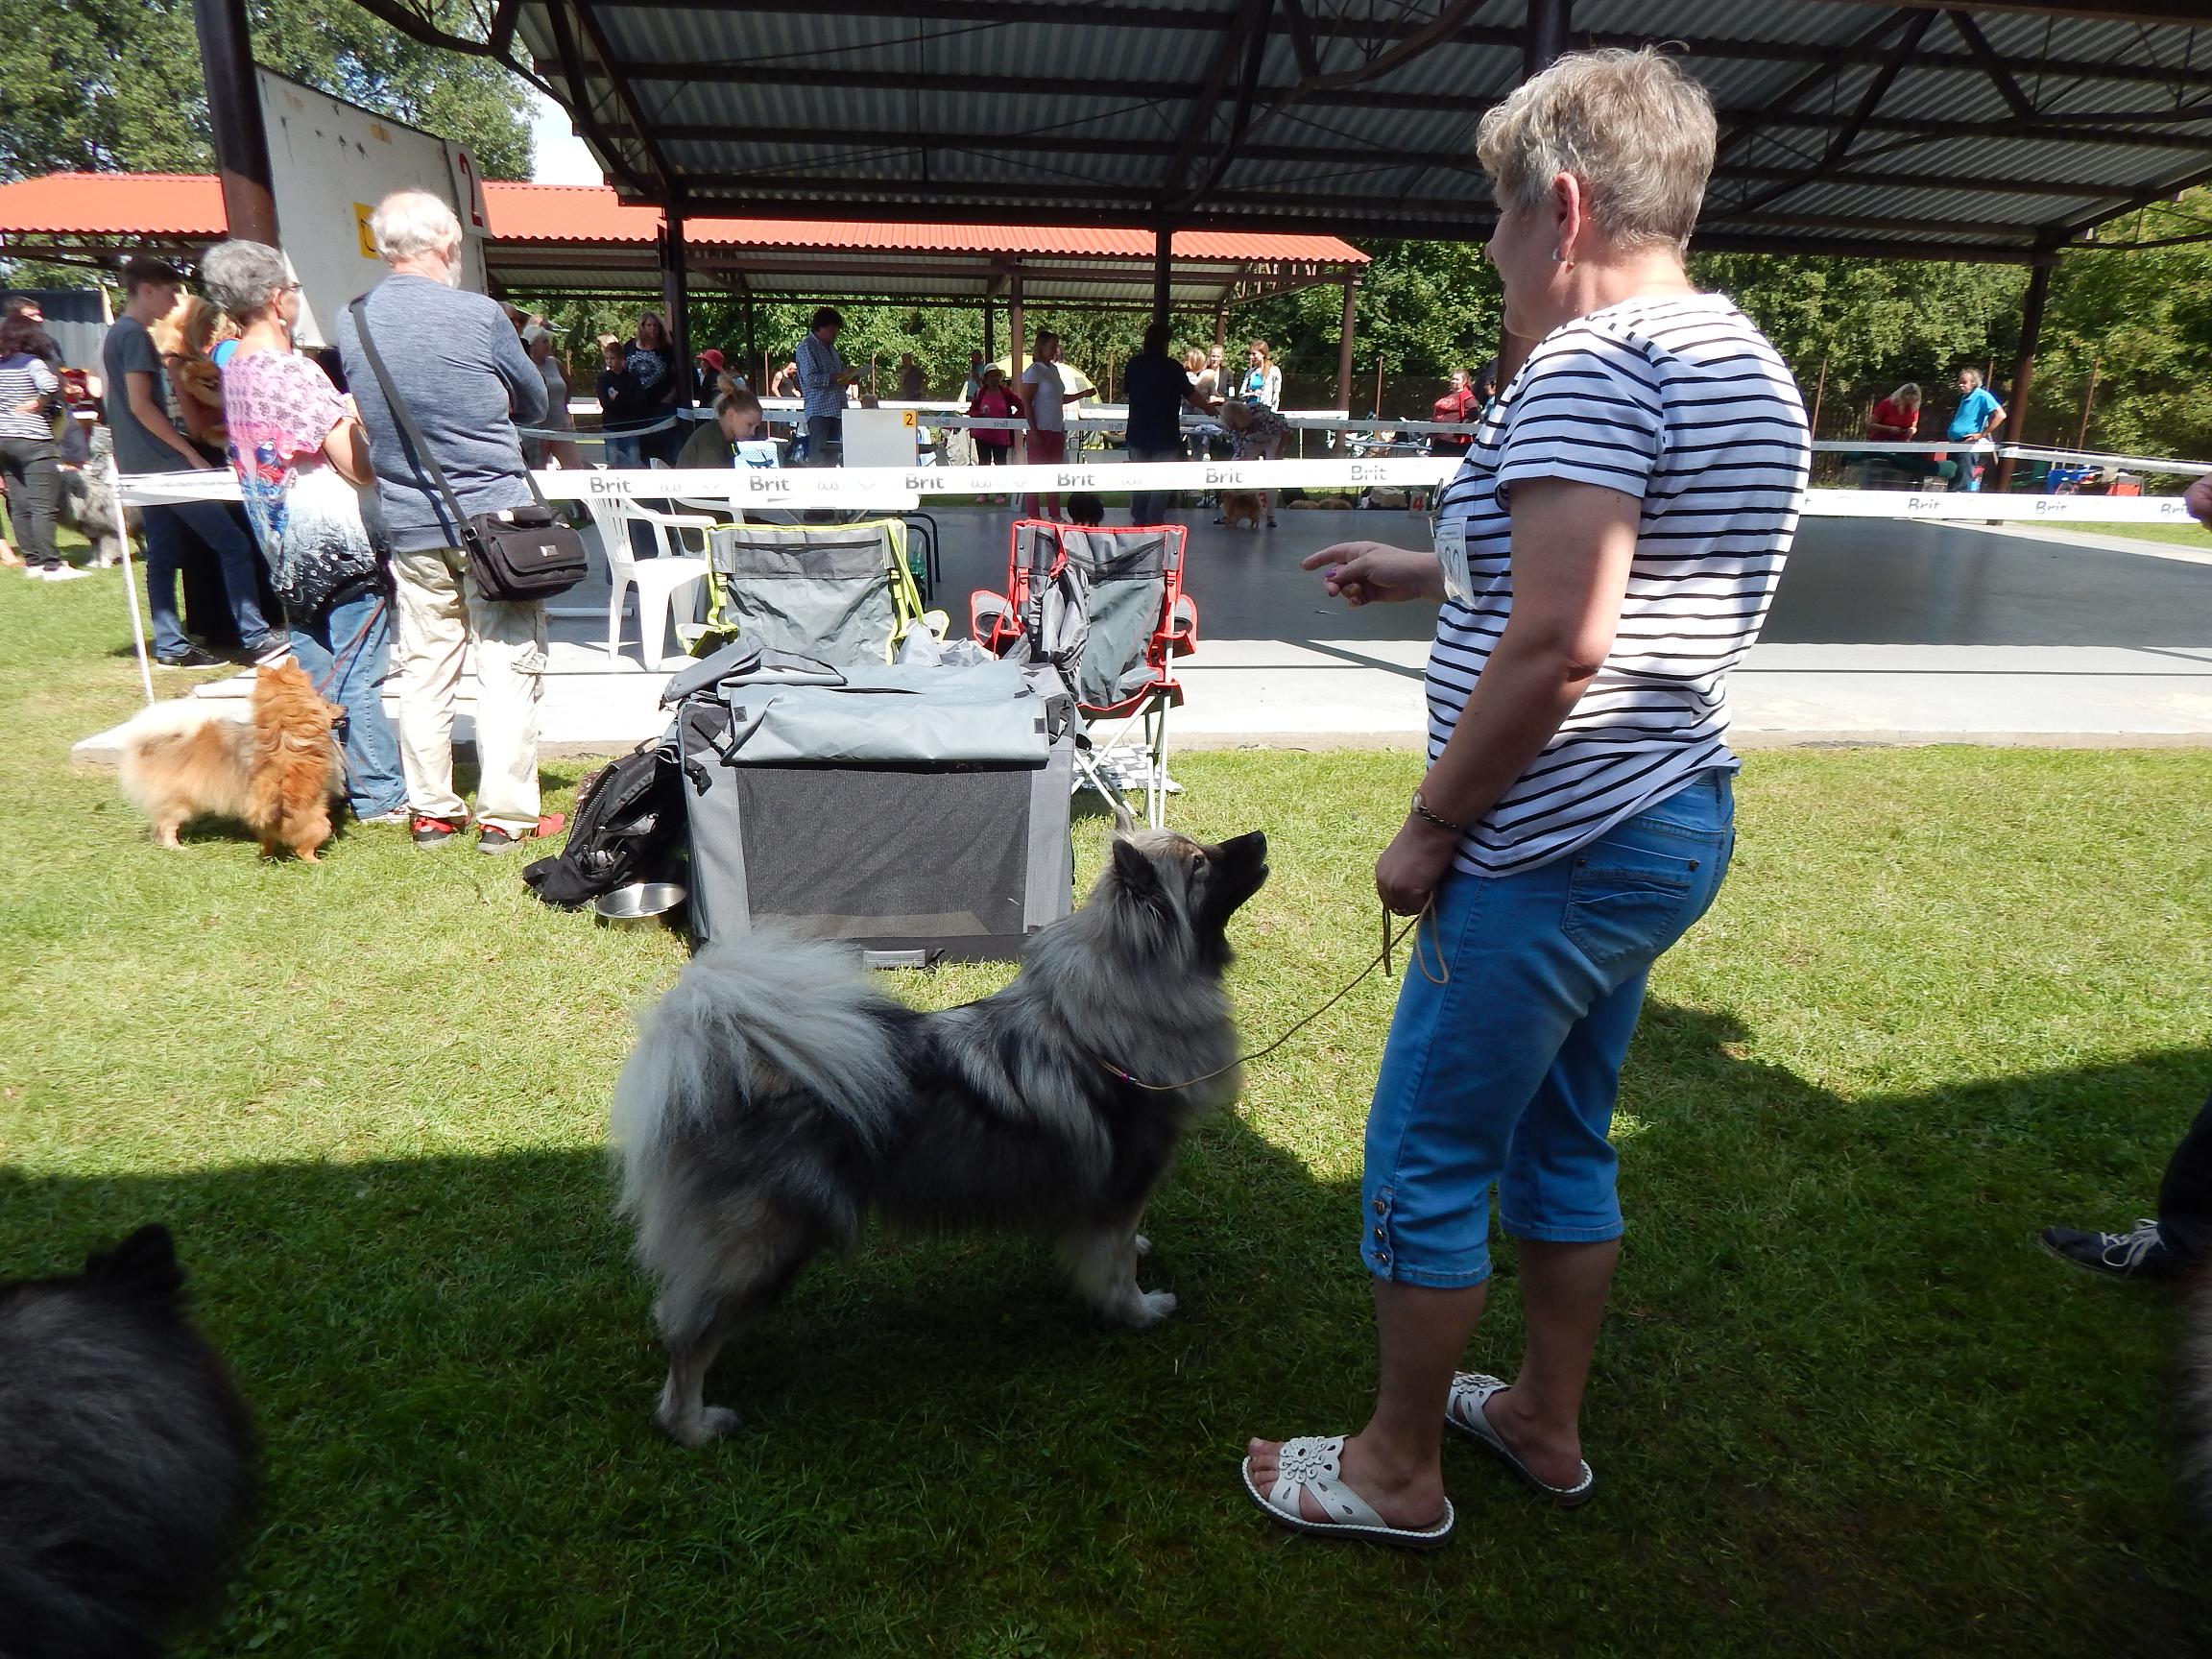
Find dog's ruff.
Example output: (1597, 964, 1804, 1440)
(611, 828, 1269, 1447)
(115, 663, 344, 860)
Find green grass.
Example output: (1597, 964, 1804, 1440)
(2067, 519, 2212, 550)
(6, 568, 2212, 1656)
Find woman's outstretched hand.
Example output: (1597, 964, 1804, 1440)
(1301, 541, 1445, 607)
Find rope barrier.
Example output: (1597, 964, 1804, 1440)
(114, 449, 2210, 523)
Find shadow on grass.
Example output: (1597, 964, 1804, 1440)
(2, 1013, 2208, 1656)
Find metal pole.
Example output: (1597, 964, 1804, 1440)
(1335, 277, 1358, 414)
(1523, 0, 1571, 79)
(1994, 259, 2053, 493)
(2075, 353, 2101, 453)
(107, 454, 156, 706)
(1213, 303, 1227, 351)
(1152, 226, 1172, 328)
(984, 297, 996, 364)
(1009, 272, 1026, 464)
(661, 207, 692, 410)
(192, 0, 278, 246)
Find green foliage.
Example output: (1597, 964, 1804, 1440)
(2028, 194, 2212, 461)
(1240, 239, 1503, 406)
(0, 0, 530, 182)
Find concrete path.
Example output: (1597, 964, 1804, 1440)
(71, 506, 2212, 764)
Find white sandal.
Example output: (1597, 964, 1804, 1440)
(1240, 1434, 1455, 1550)
(1444, 1373, 1595, 1505)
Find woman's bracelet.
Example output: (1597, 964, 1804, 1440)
(1409, 791, 1466, 835)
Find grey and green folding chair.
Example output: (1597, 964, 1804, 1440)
(694, 517, 948, 667)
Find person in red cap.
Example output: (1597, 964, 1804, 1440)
(692, 347, 730, 404)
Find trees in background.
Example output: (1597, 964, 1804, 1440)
(0, 0, 530, 182)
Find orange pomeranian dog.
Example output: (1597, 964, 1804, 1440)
(1217, 490, 1267, 530)
(116, 662, 346, 861)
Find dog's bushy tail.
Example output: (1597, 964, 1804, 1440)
(610, 935, 912, 1233)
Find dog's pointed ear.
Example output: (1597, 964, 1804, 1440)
(1110, 836, 1159, 900)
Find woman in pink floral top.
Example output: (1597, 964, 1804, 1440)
(201, 239, 404, 823)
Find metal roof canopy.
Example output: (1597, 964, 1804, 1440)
(0, 175, 1363, 314)
(341, 0, 2212, 264)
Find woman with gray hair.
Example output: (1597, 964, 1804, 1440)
(200, 237, 406, 825)
(1243, 47, 1809, 1547)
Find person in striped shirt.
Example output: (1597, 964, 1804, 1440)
(1245, 46, 1810, 1549)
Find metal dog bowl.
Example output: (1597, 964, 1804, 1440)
(594, 881, 687, 929)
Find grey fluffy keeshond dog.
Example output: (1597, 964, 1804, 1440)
(0, 1225, 256, 1658)
(613, 827, 1269, 1446)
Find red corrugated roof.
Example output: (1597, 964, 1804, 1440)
(0, 174, 1367, 266)
(0, 173, 228, 238)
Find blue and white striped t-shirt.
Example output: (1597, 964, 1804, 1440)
(0, 352, 59, 442)
(1427, 292, 1810, 877)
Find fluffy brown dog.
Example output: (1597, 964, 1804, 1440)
(116, 663, 344, 860)
(1217, 490, 1267, 530)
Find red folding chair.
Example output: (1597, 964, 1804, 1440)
(971, 519, 1196, 827)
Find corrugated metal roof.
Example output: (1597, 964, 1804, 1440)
(512, 0, 2212, 255)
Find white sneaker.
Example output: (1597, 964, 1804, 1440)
(42, 565, 91, 582)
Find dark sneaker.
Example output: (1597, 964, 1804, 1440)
(477, 813, 566, 854)
(2041, 1218, 2177, 1281)
(155, 645, 226, 668)
(242, 633, 294, 665)
(411, 814, 468, 847)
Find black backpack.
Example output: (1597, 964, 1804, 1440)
(521, 731, 688, 909)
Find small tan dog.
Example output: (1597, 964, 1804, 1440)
(117, 662, 345, 860)
(1217, 490, 1267, 530)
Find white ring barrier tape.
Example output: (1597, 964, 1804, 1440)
(117, 457, 2208, 523)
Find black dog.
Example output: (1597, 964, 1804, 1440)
(0, 1225, 256, 1658)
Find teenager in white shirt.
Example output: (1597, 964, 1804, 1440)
(1020, 329, 1067, 519)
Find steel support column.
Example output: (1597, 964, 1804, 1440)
(1335, 276, 1358, 413)
(661, 207, 692, 408)
(1993, 259, 2053, 493)
(1008, 272, 1025, 460)
(1152, 226, 1173, 327)
(1523, 0, 1570, 78)
(193, 0, 278, 246)
(1495, 0, 1572, 390)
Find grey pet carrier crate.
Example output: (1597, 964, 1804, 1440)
(664, 644, 1075, 964)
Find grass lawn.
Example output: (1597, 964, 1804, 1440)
(5, 567, 2211, 1656)
(2069, 519, 2212, 551)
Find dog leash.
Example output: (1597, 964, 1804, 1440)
(1094, 900, 1450, 1094)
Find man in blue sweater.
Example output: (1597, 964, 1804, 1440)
(334, 190, 560, 854)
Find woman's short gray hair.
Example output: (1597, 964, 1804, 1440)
(199, 239, 292, 324)
(1476, 47, 1717, 252)
(370, 189, 463, 264)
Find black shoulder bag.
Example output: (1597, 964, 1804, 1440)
(348, 295, 589, 602)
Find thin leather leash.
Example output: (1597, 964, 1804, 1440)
(1094, 901, 1451, 1094)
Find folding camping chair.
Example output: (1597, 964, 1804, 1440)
(696, 517, 949, 666)
(970, 519, 1195, 828)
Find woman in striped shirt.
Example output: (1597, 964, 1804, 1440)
(1245, 47, 1810, 1549)
(0, 309, 70, 578)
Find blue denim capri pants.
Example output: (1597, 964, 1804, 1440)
(1361, 769, 1735, 1288)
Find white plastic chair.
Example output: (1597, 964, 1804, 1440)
(584, 496, 712, 666)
